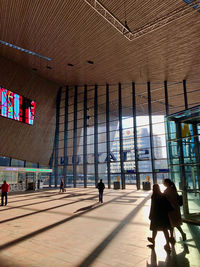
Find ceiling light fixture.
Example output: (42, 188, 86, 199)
(0, 40, 51, 61)
(84, 0, 198, 41)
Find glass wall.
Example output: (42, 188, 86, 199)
(52, 81, 197, 190)
(166, 105, 200, 223)
(55, 81, 185, 189)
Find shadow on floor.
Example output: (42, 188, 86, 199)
(8, 188, 93, 198)
(8, 191, 94, 204)
(0, 191, 105, 224)
(0, 191, 102, 213)
(8, 188, 97, 204)
(74, 203, 100, 213)
(0, 257, 20, 267)
(187, 224, 200, 253)
(78, 194, 151, 267)
(147, 244, 190, 267)
(0, 190, 137, 251)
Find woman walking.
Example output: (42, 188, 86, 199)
(148, 184, 173, 253)
(163, 178, 186, 243)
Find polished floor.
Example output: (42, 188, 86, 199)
(0, 186, 199, 267)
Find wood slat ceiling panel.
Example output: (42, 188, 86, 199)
(186, 82, 200, 92)
(168, 94, 185, 107)
(151, 88, 165, 102)
(169, 104, 186, 114)
(101, 0, 186, 30)
(0, 56, 58, 164)
(0, 0, 200, 87)
(167, 83, 184, 97)
(151, 102, 166, 115)
(188, 91, 200, 105)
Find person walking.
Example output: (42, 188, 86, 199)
(148, 184, 173, 253)
(163, 178, 186, 243)
(0, 180, 10, 206)
(59, 178, 64, 193)
(97, 179, 105, 203)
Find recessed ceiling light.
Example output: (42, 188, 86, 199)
(0, 40, 51, 61)
(46, 66, 52, 69)
(87, 60, 94, 64)
(68, 63, 74, 67)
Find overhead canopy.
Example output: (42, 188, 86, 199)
(0, 0, 200, 86)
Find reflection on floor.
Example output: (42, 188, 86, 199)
(0, 186, 199, 267)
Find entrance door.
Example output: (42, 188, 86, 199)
(182, 122, 200, 218)
(184, 164, 200, 216)
(26, 172, 36, 190)
(166, 106, 200, 223)
(18, 172, 26, 191)
(125, 174, 136, 185)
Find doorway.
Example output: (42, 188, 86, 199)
(166, 105, 200, 223)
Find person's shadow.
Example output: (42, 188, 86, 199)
(74, 203, 99, 213)
(146, 244, 190, 267)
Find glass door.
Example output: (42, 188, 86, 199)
(185, 164, 200, 216)
(125, 174, 136, 185)
(165, 106, 200, 223)
(18, 172, 26, 191)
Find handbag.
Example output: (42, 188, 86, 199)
(177, 194, 183, 206)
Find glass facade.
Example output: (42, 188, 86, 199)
(53, 82, 178, 189)
(166, 105, 200, 223)
(49, 79, 200, 223)
(1, 80, 199, 223)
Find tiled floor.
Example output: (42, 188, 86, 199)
(0, 186, 199, 267)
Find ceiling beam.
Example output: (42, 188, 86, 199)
(84, 0, 199, 41)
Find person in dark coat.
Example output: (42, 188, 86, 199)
(97, 179, 105, 203)
(59, 178, 64, 193)
(163, 178, 186, 243)
(148, 184, 173, 253)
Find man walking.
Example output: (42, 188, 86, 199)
(0, 180, 10, 206)
(97, 179, 105, 203)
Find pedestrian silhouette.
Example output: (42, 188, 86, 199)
(0, 180, 10, 206)
(97, 179, 105, 203)
(59, 178, 65, 193)
(163, 178, 186, 243)
(148, 184, 173, 253)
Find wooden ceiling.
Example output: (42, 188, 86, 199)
(1, 0, 200, 86)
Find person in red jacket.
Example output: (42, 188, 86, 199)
(0, 180, 10, 206)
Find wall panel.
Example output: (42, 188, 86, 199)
(0, 57, 59, 165)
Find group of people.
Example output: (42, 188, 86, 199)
(148, 178, 186, 253)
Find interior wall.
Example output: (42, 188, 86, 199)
(0, 56, 59, 165)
